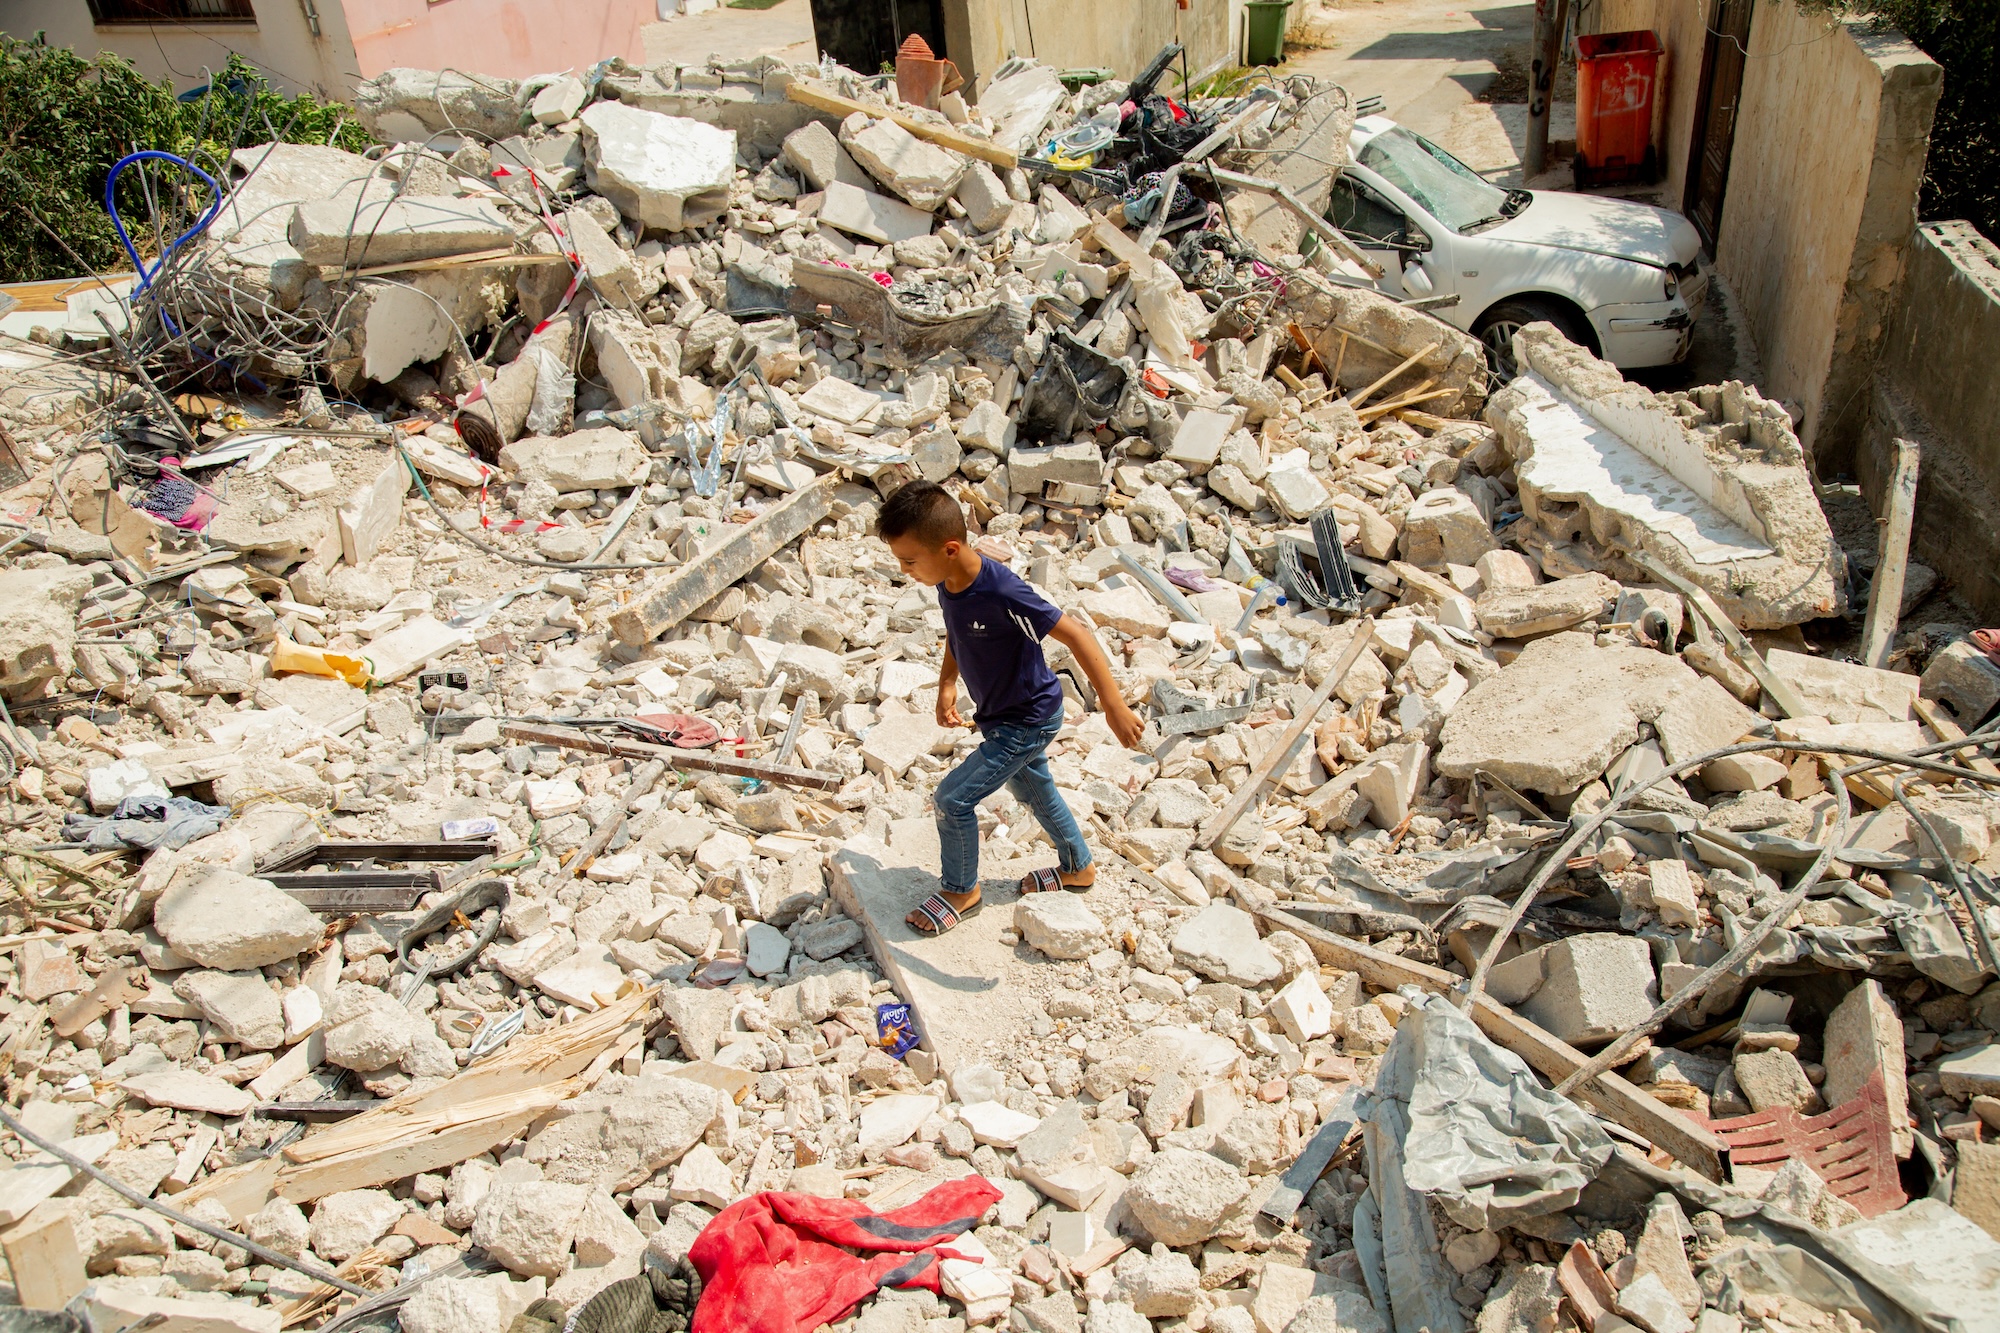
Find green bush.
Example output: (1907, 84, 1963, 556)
(0, 38, 373, 284)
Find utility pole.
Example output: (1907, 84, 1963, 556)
(1523, 0, 1571, 180)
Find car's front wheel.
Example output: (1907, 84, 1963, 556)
(1474, 297, 1595, 381)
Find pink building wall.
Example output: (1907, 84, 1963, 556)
(341, 0, 661, 81)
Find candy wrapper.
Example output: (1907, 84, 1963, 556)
(876, 1002, 920, 1059)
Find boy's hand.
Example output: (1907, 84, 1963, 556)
(1106, 700, 1146, 749)
(937, 680, 966, 728)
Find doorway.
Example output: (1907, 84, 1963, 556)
(1684, 0, 1754, 249)
(807, 0, 948, 75)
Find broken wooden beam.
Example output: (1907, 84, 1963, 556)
(609, 474, 839, 644)
(1200, 621, 1376, 849)
(1256, 905, 1726, 1180)
(501, 722, 840, 791)
(785, 79, 1019, 169)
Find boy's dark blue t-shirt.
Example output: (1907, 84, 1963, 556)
(936, 556, 1065, 730)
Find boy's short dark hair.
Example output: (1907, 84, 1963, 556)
(876, 480, 967, 548)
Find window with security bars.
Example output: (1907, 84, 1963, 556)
(88, 0, 258, 23)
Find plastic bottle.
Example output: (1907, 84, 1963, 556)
(1240, 572, 1288, 607)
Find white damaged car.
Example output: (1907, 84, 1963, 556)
(1324, 116, 1707, 377)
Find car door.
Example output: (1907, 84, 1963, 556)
(1327, 172, 1457, 315)
(1326, 173, 1421, 299)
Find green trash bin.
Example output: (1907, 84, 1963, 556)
(1244, 0, 1292, 66)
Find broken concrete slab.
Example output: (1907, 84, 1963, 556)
(289, 195, 517, 268)
(1489, 326, 1842, 628)
(840, 115, 967, 211)
(580, 102, 736, 232)
(817, 180, 935, 246)
(1437, 632, 1758, 795)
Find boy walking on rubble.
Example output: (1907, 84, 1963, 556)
(876, 481, 1145, 936)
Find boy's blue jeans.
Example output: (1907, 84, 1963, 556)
(934, 717, 1092, 896)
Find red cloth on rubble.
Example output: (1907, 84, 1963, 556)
(687, 1175, 1000, 1333)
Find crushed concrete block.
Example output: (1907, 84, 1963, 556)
(1488, 326, 1841, 628)
(1009, 441, 1102, 492)
(1352, 741, 1430, 829)
(1401, 488, 1497, 567)
(502, 427, 649, 490)
(1125, 1147, 1252, 1246)
(1955, 1142, 2000, 1243)
(1732, 1048, 1823, 1114)
(1921, 640, 2000, 725)
(781, 120, 871, 192)
(173, 970, 284, 1050)
(1700, 752, 1788, 792)
(562, 207, 645, 308)
(1476, 549, 1541, 591)
(1080, 585, 1172, 638)
(1476, 573, 1619, 638)
(354, 67, 522, 141)
(839, 116, 966, 211)
(471, 1179, 588, 1278)
(1517, 933, 1655, 1047)
(154, 867, 323, 971)
(859, 1093, 936, 1152)
(0, 567, 91, 698)
(532, 75, 586, 125)
(1631, 1194, 1702, 1317)
(590, 307, 684, 410)
(1014, 894, 1108, 960)
(956, 162, 1014, 232)
(336, 460, 410, 567)
(1171, 904, 1281, 987)
(1765, 649, 1918, 722)
(580, 102, 735, 231)
(1821, 978, 1907, 1152)
(289, 195, 516, 267)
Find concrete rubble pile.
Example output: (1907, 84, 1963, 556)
(1, 44, 2000, 1333)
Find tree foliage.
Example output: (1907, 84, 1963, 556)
(1799, 0, 1997, 242)
(0, 38, 373, 284)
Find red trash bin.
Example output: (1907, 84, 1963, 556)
(1574, 30, 1662, 186)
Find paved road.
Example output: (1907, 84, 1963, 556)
(640, 0, 817, 66)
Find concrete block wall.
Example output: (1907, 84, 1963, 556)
(1861, 223, 2000, 623)
(1580, 0, 1938, 471)
(944, 0, 1234, 98)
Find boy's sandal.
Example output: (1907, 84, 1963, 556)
(911, 892, 981, 936)
(1019, 867, 1091, 894)
(1975, 628, 2000, 668)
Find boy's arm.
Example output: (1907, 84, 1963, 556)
(1048, 614, 1145, 748)
(936, 645, 964, 728)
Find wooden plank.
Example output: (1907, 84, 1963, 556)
(281, 1083, 576, 1165)
(785, 79, 1018, 169)
(1199, 621, 1376, 849)
(1348, 341, 1441, 410)
(609, 475, 839, 644)
(571, 759, 666, 876)
(1256, 905, 1726, 1180)
(275, 1108, 545, 1203)
(1630, 553, 1810, 718)
(2, 1201, 87, 1309)
(502, 722, 840, 791)
(1385, 560, 1462, 606)
(1911, 697, 2000, 777)
(1860, 438, 1920, 669)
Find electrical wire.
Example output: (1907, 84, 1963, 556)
(0, 1103, 370, 1296)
